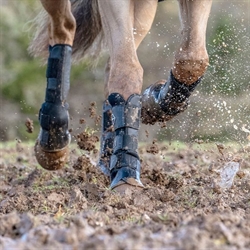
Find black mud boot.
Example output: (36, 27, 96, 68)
(38, 44, 72, 151)
(98, 100, 114, 176)
(108, 93, 143, 189)
(141, 71, 202, 124)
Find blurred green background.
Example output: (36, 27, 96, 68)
(0, 0, 250, 144)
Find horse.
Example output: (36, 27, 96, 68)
(29, 0, 212, 193)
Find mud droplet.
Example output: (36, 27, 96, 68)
(25, 118, 34, 133)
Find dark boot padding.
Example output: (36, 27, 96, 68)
(98, 100, 114, 176)
(108, 93, 142, 189)
(141, 70, 202, 124)
(39, 45, 72, 151)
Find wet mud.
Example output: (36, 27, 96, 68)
(1, 139, 250, 249)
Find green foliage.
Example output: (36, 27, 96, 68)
(2, 61, 45, 113)
(0, 1, 93, 114)
(0, 1, 44, 113)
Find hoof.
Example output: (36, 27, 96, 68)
(112, 178, 144, 195)
(34, 141, 69, 171)
(141, 79, 166, 125)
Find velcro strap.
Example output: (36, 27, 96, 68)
(103, 108, 113, 130)
(112, 105, 125, 129)
(113, 133, 138, 153)
(112, 105, 140, 130)
(46, 58, 60, 78)
(125, 105, 140, 128)
(40, 130, 49, 144)
(110, 152, 139, 171)
(39, 102, 69, 129)
(47, 78, 57, 90)
(45, 78, 58, 103)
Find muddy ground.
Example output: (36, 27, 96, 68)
(1, 133, 250, 249)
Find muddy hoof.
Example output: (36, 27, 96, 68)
(112, 178, 144, 195)
(34, 141, 69, 171)
(141, 79, 166, 125)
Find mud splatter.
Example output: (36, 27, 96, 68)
(88, 102, 101, 125)
(146, 139, 159, 155)
(25, 118, 34, 133)
(76, 131, 99, 152)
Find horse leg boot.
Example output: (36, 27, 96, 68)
(98, 100, 114, 176)
(98, 94, 143, 190)
(141, 71, 202, 124)
(35, 45, 72, 170)
(107, 93, 143, 191)
(141, 0, 212, 125)
(97, 0, 145, 189)
(97, 0, 158, 176)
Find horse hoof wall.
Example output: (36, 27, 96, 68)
(112, 178, 144, 195)
(34, 141, 69, 171)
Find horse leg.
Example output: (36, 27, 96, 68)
(98, 0, 159, 191)
(133, 0, 158, 48)
(35, 0, 76, 170)
(98, 0, 158, 177)
(103, 0, 158, 97)
(141, 0, 212, 124)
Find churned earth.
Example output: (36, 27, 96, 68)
(1, 128, 250, 249)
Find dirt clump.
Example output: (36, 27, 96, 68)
(146, 139, 160, 155)
(88, 102, 101, 125)
(25, 118, 34, 133)
(73, 155, 93, 171)
(76, 131, 99, 152)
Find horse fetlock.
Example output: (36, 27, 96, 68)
(173, 58, 208, 84)
(173, 48, 209, 84)
(109, 57, 143, 85)
(141, 71, 202, 125)
(107, 93, 143, 190)
(38, 102, 71, 151)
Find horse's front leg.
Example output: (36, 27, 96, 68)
(142, 0, 212, 124)
(98, 0, 147, 192)
(35, 0, 76, 170)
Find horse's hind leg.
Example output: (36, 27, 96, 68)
(173, 0, 212, 84)
(35, 0, 76, 170)
(141, 0, 212, 124)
